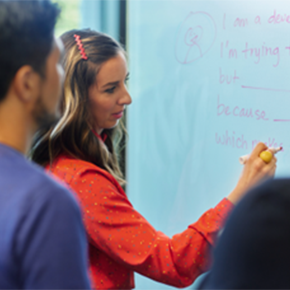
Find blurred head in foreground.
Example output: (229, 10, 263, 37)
(0, 0, 62, 153)
(201, 178, 290, 289)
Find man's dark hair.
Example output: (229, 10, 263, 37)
(0, 0, 60, 101)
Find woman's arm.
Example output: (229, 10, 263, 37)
(72, 169, 233, 287)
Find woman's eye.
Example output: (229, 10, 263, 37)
(125, 75, 130, 84)
(105, 86, 116, 94)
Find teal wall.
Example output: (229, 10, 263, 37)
(80, 0, 120, 41)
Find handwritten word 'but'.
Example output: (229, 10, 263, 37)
(217, 95, 269, 121)
(219, 68, 239, 84)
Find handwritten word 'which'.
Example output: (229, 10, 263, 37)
(215, 131, 283, 151)
(215, 131, 248, 149)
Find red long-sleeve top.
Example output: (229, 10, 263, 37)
(46, 155, 233, 289)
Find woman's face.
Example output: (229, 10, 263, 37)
(88, 52, 132, 134)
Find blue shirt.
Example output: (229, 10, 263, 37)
(0, 143, 91, 289)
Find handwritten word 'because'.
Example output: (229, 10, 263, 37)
(217, 95, 269, 121)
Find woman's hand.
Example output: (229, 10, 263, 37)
(227, 142, 277, 205)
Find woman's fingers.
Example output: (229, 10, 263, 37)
(248, 142, 268, 159)
(227, 143, 278, 205)
(263, 156, 277, 177)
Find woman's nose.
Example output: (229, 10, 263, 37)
(119, 87, 132, 105)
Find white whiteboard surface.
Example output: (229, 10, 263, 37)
(127, 1, 290, 288)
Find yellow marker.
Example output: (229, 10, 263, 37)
(239, 146, 282, 164)
(259, 150, 273, 163)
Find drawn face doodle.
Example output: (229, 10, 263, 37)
(184, 26, 203, 47)
(175, 12, 217, 64)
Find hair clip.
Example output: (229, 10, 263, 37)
(91, 129, 107, 143)
(74, 34, 88, 60)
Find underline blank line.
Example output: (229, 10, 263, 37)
(241, 85, 290, 93)
(273, 119, 290, 122)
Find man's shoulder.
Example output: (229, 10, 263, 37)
(0, 151, 78, 210)
(28, 161, 79, 210)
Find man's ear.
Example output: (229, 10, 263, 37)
(12, 65, 41, 103)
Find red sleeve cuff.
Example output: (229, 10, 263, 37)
(214, 197, 234, 221)
(187, 198, 234, 246)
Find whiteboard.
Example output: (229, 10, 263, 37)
(127, 1, 290, 288)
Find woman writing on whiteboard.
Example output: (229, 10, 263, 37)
(31, 29, 277, 289)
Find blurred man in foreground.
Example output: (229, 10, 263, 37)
(0, 1, 90, 288)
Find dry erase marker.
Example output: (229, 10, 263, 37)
(239, 147, 282, 165)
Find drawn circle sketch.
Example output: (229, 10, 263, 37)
(175, 11, 217, 64)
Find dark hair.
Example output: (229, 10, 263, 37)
(201, 178, 290, 289)
(31, 29, 127, 185)
(0, 0, 60, 101)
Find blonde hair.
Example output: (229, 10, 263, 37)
(31, 29, 126, 185)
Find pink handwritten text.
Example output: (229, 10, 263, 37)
(215, 131, 283, 151)
(252, 138, 283, 150)
(217, 95, 269, 121)
(215, 131, 248, 149)
(219, 68, 239, 84)
(241, 42, 280, 67)
(233, 17, 248, 27)
(268, 10, 290, 24)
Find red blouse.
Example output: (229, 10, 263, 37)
(46, 155, 233, 289)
